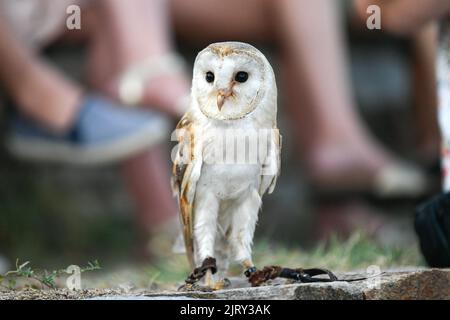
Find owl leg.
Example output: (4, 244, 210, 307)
(228, 189, 261, 282)
(207, 228, 232, 290)
(215, 232, 230, 278)
(187, 192, 223, 290)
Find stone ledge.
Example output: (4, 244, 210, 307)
(1, 269, 449, 300)
(145, 268, 450, 300)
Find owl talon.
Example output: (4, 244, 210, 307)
(223, 277, 231, 288)
(177, 277, 230, 291)
(177, 283, 192, 291)
(178, 283, 214, 292)
(210, 277, 231, 290)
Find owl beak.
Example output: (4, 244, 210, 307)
(217, 92, 227, 111)
(217, 84, 235, 111)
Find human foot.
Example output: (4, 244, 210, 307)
(306, 143, 429, 198)
(115, 53, 190, 116)
(88, 37, 190, 118)
(122, 70, 190, 117)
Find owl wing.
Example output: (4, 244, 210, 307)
(171, 112, 203, 269)
(258, 127, 282, 196)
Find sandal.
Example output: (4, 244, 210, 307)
(310, 160, 430, 200)
(117, 52, 190, 115)
(372, 161, 430, 198)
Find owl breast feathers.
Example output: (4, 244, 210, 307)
(172, 42, 281, 276)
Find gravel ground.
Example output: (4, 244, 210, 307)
(0, 288, 127, 300)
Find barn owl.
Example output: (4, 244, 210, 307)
(172, 42, 281, 290)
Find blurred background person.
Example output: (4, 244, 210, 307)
(354, 0, 450, 266)
(0, 0, 183, 265)
(356, 0, 449, 189)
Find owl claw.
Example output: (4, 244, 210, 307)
(177, 283, 214, 292)
(204, 269, 231, 290)
(178, 278, 230, 292)
(211, 277, 231, 290)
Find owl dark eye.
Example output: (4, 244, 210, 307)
(205, 71, 215, 83)
(235, 71, 248, 83)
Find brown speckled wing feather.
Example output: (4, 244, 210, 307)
(172, 112, 200, 269)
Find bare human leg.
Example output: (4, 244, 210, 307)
(81, 2, 180, 259)
(275, 0, 395, 189)
(0, 18, 82, 131)
(0, 3, 178, 261)
(411, 23, 440, 165)
(121, 146, 179, 259)
(86, 0, 190, 117)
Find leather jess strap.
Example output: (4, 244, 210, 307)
(185, 257, 217, 285)
(184, 261, 374, 288)
(247, 265, 339, 287)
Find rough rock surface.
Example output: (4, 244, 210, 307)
(1, 269, 449, 300)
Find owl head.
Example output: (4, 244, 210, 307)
(191, 42, 276, 121)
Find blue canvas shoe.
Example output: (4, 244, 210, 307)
(6, 95, 170, 165)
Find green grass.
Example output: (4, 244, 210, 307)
(252, 232, 423, 271)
